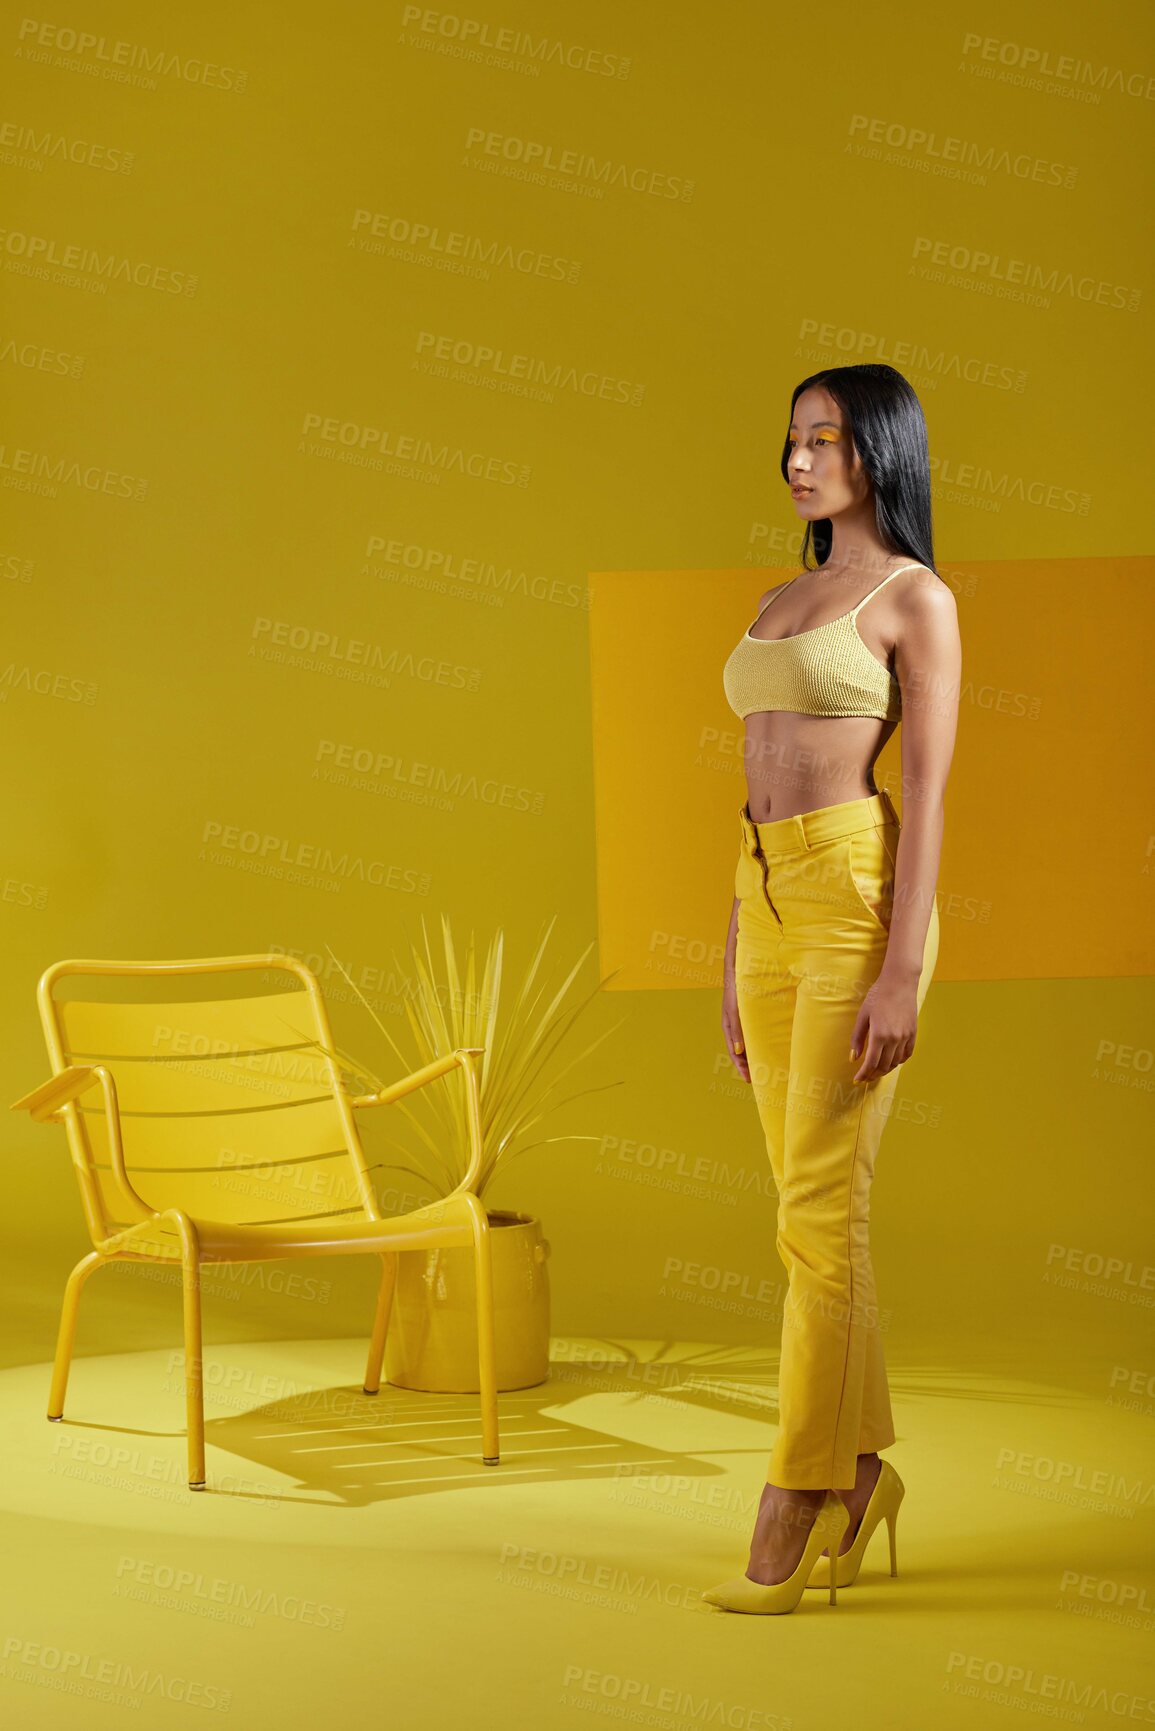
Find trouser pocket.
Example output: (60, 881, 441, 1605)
(843, 825, 898, 933)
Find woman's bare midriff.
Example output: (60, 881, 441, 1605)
(741, 711, 899, 823)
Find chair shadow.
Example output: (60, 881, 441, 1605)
(48, 1339, 1085, 1507)
(205, 1340, 761, 1506)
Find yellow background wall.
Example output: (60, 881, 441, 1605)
(3, 2, 1152, 1398)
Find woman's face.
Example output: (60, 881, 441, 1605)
(785, 386, 870, 519)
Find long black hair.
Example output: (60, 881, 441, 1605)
(780, 364, 936, 573)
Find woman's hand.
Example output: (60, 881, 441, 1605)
(722, 979, 750, 1083)
(849, 967, 920, 1083)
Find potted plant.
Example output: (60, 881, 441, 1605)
(314, 913, 623, 1392)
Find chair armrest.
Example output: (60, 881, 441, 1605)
(349, 1047, 486, 1110)
(11, 1065, 101, 1122)
(11, 1062, 154, 1223)
(351, 1047, 487, 1195)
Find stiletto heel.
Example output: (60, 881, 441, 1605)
(804, 1459, 905, 1591)
(701, 1491, 851, 1615)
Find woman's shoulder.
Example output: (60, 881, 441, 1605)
(890, 565, 959, 654)
(756, 571, 804, 611)
(893, 562, 957, 615)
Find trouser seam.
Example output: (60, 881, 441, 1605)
(823, 1082, 869, 1485)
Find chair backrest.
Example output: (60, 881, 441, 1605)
(37, 955, 380, 1242)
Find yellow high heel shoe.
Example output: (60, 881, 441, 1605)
(805, 1458, 904, 1590)
(701, 1490, 851, 1613)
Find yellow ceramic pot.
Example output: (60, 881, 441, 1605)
(384, 1208, 551, 1392)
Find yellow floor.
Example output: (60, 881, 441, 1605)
(1, 1337, 1151, 1728)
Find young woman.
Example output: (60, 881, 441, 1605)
(702, 364, 961, 1615)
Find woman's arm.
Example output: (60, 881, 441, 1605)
(883, 575, 961, 978)
(851, 574, 961, 1080)
(722, 894, 750, 1080)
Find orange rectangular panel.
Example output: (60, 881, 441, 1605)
(589, 558, 1154, 986)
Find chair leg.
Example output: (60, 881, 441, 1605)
(472, 1223, 500, 1464)
(180, 1250, 206, 1491)
(363, 1253, 398, 1395)
(47, 1251, 106, 1421)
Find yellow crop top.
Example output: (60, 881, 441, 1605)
(722, 562, 923, 722)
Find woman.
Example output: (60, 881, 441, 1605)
(702, 363, 961, 1615)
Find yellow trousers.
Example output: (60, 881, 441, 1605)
(733, 788, 939, 1491)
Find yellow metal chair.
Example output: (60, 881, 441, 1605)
(10, 953, 499, 1490)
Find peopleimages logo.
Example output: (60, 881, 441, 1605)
(399, 9, 632, 79)
(0, 121, 135, 172)
(113, 1556, 346, 1629)
(0, 662, 97, 703)
(413, 330, 645, 405)
(1, 1633, 232, 1709)
(247, 615, 482, 693)
(958, 33, 1155, 103)
(199, 821, 403, 888)
(944, 1649, 1155, 1721)
(463, 127, 695, 200)
(297, 412, 530, 485)
(0, 439, 148, 499)
(350, 208, 582, 283)
(14, 19, 249, 92)
(0, 227, 198, 294)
